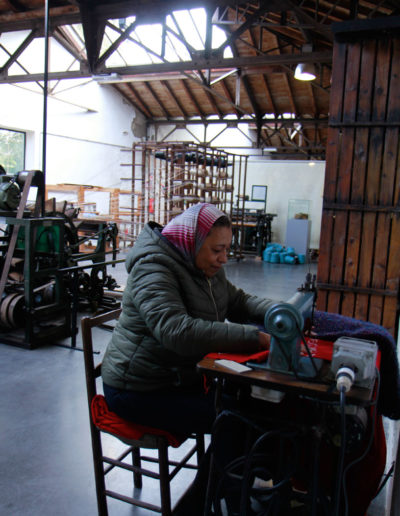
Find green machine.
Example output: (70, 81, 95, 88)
(0, 168, 120, 349)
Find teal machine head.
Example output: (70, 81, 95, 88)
(263, 273, 322, 378)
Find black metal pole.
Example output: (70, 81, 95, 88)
(42, 0, 49, 216)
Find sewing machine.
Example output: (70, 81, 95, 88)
(248, 273, 378, 402)
(248, 272, 324, 382)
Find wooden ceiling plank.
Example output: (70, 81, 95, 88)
(179, 78, 205, 119)
(126, 83, 153, 119)
(287, 0, 334, 42)
(260, 74, 277, 114)
(203, 83, 224, 118)
(246, 27, 278, 116)
(231, 40, 260, 117)
(162, 81, 189, 118)
(3, 0, 25, 12)
(214, 1, 272, 55)
(143, 81, 171, 119)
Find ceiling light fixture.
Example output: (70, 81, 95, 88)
(294, 43, 316, 81)
(294, 62, 316, 81)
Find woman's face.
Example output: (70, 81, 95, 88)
(195, 225, 232, 278)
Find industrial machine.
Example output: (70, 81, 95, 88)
(248, 272, 322, 381)
(249, 273, 378, 403)
(0, 168, 120, 349)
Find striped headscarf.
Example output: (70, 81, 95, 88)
(161, 203, 226, 263)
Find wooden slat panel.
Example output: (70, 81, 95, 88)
(382, 36, 400, 335)
(327, 42, 361, 314)
(317, 41, 348, 312)
(368, 38, 395, 325)
(317, 20, 400, 337)
(342, 39, 376, 318)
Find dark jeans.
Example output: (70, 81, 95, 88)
(103, 382, 217, 435)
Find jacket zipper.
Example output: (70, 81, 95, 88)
(207, 277, 219, 320)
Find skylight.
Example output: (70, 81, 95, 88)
(103, 8, 232, 67)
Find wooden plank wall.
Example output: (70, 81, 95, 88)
(316, 20, 400, 338)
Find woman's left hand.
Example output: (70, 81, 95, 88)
(258, 331, 271, 350)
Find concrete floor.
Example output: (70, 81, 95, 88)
(0, 253, 397, 515)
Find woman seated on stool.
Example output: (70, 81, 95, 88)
(101, 202, 273, 515)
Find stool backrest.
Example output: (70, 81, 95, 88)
(81, 308, 122, 404)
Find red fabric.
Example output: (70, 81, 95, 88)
(91, 394, 184, 447)
(206, 350, 268, 363)
(207, 338, 381, 368)
(302, 337, 381, 368)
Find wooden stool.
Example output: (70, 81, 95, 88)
(81, 309, 205, 516)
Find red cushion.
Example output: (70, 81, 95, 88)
(91, 394, 184, 447)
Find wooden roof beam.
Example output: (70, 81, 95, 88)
(220, 78, 241, 118)
(0, 28, 37, 76)
(97, 19, 139, 68)
(213, 1, 272, 55)
(52, 27, 86, 64)
(0, 51, 333, 83)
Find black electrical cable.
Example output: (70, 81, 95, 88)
(341, 368, 380, 516)
(332, 385, 347, 516)
(296, 321, 320, 377)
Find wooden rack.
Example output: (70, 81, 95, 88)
(121, 142, 248, 255)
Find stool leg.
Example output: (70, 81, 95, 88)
(196, 434, 205, 464)
(92, 427, 109, 516)
(158, 439, 172, 516)
(132, 447, 143, 488)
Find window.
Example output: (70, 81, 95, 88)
(0, 128, 26, 175)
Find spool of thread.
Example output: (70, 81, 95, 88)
(263, 250, 271, 262)
(270, 252, 280, 263)
(279, 253, 287, 263)
(298, 254, 306, 264)
(284, 255, 296, 265)
(286, 247, 296, 256)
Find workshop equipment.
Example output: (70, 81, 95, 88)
(331, 336, 378, 392)
(263, 272, 322, 378)
(0, 169, 120, 349)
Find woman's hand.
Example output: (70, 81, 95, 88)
(258, 331, 271, 350)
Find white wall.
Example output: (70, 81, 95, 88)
(154, 123, 326, 249)
(1, 81, 325, 247)
(0, 80, 139, 191)
(244, 159, 325, 249)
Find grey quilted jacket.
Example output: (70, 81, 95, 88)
(101, 222, 274, 391)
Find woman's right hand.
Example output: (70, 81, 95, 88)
(258, 331, 271, 350)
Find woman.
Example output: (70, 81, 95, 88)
(101, 203, 273, 515)
(102, 203, 272, 435)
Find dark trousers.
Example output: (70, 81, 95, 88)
(103, 382, 217, 435)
